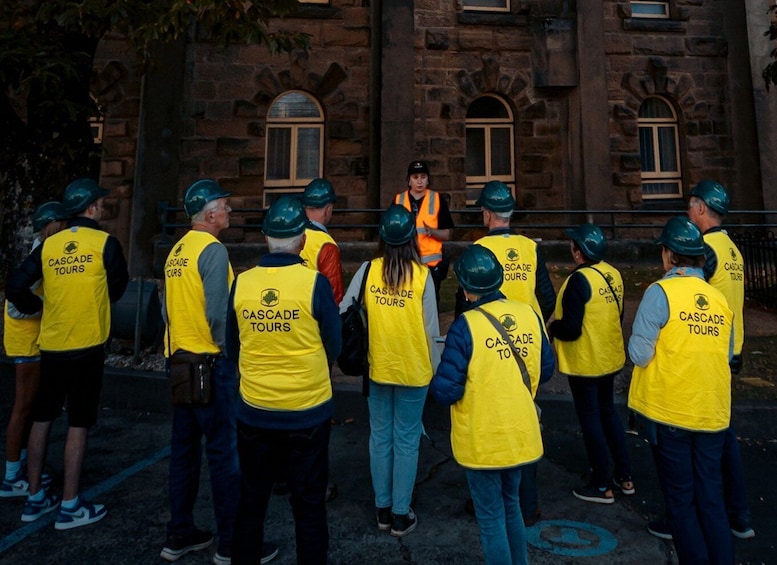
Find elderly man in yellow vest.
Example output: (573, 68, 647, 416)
(629, 216, 734, 564)
(6, 178, 128, 529)
(395, 160, 454, 304)
(228, 196, 341, 564)
(161, 179, 278, 564)
(431, 245, 555, 565)
(300, 178, 344, 304)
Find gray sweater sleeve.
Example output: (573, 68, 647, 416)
(198, 242, 232, 352)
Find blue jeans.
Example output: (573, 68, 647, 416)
(568, 374, 632, 488)
(518, 462, 538, 521)
(232, 419, 330, 565)
(466, 467, 528, 565)
(167, 357, 239, 554)
(723, 424, 751, 527)
(368, 381, 427, 515)
(653, 424, 733, 565)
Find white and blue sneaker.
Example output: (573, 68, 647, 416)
(54, 496, 107, 530)
(21, 491, 61, 522)
(1, 469, 53, 498)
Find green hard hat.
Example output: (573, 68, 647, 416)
(566, 223, 607, 262)
(657, 216, 705, 256)
(302, 178, 336, 207)
(262, 195, 307, 238)
(475, 181, 515, 213)
(32, 201, 68, 232)
(62, 178, 109, 215)
(454, 244, 504, 295)
(183, 179, 231, 218)
(690, 180, 730, 215)
(379, 205, 416, 245)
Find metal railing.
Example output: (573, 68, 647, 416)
(731, 231, 777, 308)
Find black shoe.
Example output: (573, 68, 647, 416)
(573, 485, 615, 505)
(376, 506, 392, 531)
(261, 542, 280, 564)
(647, 519, 673, 540)
(730, 519, 755, 539)
(390, 508, 417, 538)
(160, 529, 214, 562)
(273, 481, 289, 495)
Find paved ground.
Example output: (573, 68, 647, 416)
(1, 367, 775, 564)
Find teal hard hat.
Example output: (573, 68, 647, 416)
(454, 244, 504, 295)
(566, 223, 607, 262)
(379, 205, 416, 245)
(262, 195, 307, 238)
(302, 178, 336, 208)
(32, 201, 68, 232)
(690, 180, 730, 215)
(475, 181, 515, 213)
(183, 179, 231, 218)
(657, 216, 705, 256)
(62, 178, 109, 215)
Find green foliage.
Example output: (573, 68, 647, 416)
(765, 3, 777, 91)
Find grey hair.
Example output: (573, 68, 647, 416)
(494, 210, 513, 220)
(267, 234, 304, 254)
(191, 199, 220, 224)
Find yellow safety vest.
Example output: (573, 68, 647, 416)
(3, 300, 41, 358)
(451, 299, 544, 469)
(628, 276, 732, 432)
(365, 258, 433, 386)
(395, 189, 443, 267)
(39, 226, 110, 351)
(475, 233, 542, 318)
(300, 227, 337, 272)
(554, 263, 625, 376)
(164, 230, 234, 356)
(704, 231, 745, 356)
(233, 263, 331, 411)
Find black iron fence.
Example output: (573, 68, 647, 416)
(731, 231, 777, 308)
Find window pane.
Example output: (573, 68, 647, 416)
(466, 128, 486, 176)
(642, 181, 679, 196)
(266, 127, 292, 180)
(268, 92, 321, 119)
(467, 96, 510, 120)
(631, 2, 668, 17)
(490, 128, 512, 176)
(639, 98, 673, 119)
(296, 127, 321, 180)
(638, 127, 656, 172)
(463, 0, 508, 9)
(657, 127, 678, 172)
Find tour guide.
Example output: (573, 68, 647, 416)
(227, 195, 341, 564)
(628, 216, 734, 564)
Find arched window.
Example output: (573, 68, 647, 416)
(638, 96, 682, 198)
(88, 93, 105, 179)
(264, 91, 324, 205)
(466, 94, 515, 205)
(631, 1, 669, 19)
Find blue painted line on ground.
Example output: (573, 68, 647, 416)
(0, 446, 170, 556)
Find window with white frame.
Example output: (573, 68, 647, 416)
(264, 91, 324, 206)
(631, 1, 669, 19)
(462, 0, 510, 13)
(638, 96, 682, 199)
(465, 94, 515, 205)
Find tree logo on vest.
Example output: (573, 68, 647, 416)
(604, 272, 614, 285)
(261, 289, 280, 307)
(506, 248, 520, 262)
(729, 247, 738, 261)
(499, 314, 517, 331)
(64, 241, 78, 254)
(174, 243, 184, 256)
(694, 294, 710, 310)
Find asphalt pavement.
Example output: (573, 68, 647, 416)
(1, 362, 775, 565)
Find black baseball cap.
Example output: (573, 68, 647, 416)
(407, 160, 430, 177)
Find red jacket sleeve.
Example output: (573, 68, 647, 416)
(317, 242, 344, 304)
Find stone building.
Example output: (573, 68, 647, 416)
(88, 0, 777, 276)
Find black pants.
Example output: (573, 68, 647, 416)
(232, 420, 330, 565)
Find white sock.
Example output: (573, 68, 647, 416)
(62, 497, 79, 510)
(5, 460, 21, 481)
(28, 489, 45, 502)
